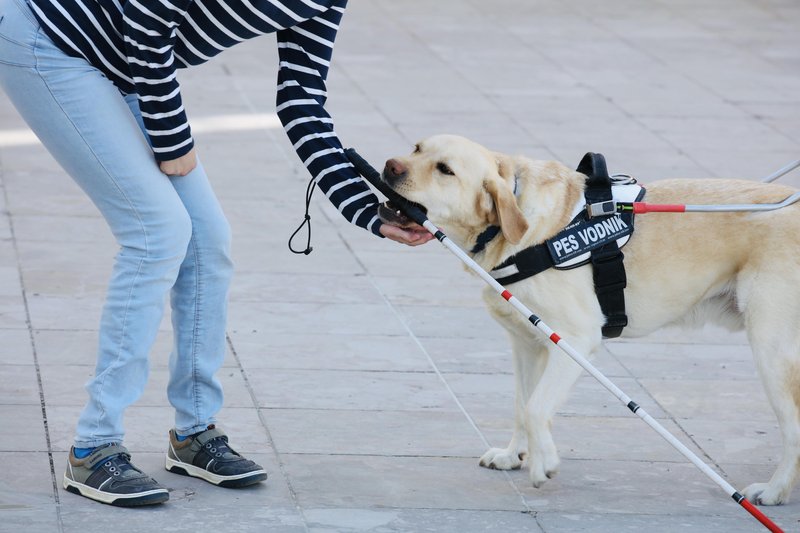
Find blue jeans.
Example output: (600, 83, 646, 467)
(0, 0, 233, 447)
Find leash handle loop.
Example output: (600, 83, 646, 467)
(288, 178, 316, 255)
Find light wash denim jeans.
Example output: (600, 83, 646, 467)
(0, 0, 233, 447)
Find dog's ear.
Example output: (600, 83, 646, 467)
(484, 158, 528, 244)
(496, 153, 515, 184)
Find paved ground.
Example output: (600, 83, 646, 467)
(1, 0, 800, 531)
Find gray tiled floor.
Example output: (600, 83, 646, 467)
(2, 0, 800, 532)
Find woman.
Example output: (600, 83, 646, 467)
(0, 0, 432, 507)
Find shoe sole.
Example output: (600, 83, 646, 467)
(165, 455, 267, 488)
(63, 474, 169, 507)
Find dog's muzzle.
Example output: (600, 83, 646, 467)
(378, 159, 427, 228)
(382, 158, 408, 187)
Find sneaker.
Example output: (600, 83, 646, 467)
(63, 444, 169, 506)
(165, 425, 267, 488)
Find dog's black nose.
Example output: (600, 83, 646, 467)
(383, 158, 407, 185)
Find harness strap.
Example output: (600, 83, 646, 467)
(578, 153, 628, 338)
(471, 226, 502, 254)
(491, 243, 554, 285)
(488, 153, 635, 338)
(470, 175, 521, 254)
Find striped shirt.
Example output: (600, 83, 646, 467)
(29, 0, 383, 235)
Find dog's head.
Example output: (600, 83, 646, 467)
(379, 135, 529, 246)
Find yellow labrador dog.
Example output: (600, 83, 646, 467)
(378, 134, 800, 506)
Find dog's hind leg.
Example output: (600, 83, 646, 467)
(740, 273, 800, 505)
(480, 336, 547, 471)
(524, 343, 587, 488)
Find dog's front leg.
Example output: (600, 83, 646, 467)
(525, 346, 585, 488)
(480, 337, 547, 470)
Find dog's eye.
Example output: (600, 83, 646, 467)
(413, 144, 421, 153)
(436, 162, 455, 176)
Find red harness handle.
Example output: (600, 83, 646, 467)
(632, 202, 686, 213)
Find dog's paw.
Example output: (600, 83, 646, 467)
(528, 447, 560, 488)
(479, 448, 523, 471)
(742, 482, 788, 506)
(528, 458, 559, 488)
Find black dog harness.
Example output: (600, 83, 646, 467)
(479, 153, 645, 338)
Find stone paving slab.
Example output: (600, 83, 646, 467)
(261, 408, 487, 457)
(1, 0, 799, 532)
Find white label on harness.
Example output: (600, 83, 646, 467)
(547, 215, 631, 265)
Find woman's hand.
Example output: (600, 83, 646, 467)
(159, 148, 197, 177)
(380, 223, 435, 246)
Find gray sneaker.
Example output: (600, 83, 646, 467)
(165, 425, 267, 488)
(63, 444, 169, 506)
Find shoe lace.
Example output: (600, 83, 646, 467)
(202, 436, 239, 460)
(98, 451, 142, 479)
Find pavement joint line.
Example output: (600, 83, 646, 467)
(221, 59, 310, 187)
(382, 0, 560, 163)
(317, 189, 540, 522)
(530, 0, 719, 177)
(490, 0, 716, 177)
(281, 452, 495, 459)
(249, 406, 733, 425)
(605, 343, 734, 482)
(335, 53, 416, 151)
(0, 155, 65, 532)
(273, 452, 726, 465)
(225, 333, 312, 533)
(363, 273, 538, 519)
(473, 0, 787, 180)
(650, 1, 800, 129)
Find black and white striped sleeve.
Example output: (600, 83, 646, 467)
(275, 0, 383, 236)
(122, 0, 195, 161)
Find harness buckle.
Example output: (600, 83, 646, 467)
(586, 201, 617, 218)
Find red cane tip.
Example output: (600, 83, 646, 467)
(739, 498, 784, 533)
